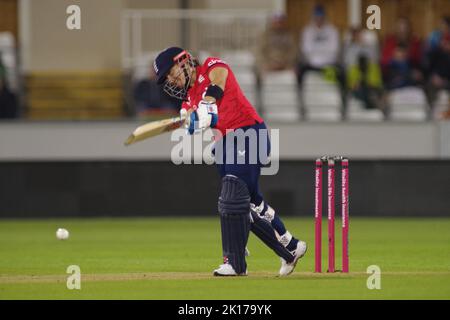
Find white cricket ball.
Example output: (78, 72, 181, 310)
(56, 228, 69, 240)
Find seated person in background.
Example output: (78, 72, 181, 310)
(426, 16, 450, 53)
(0, 52, 17, 119)
(255, 12, 297, 74)
(381, 17, 424, 90)
(343, 27, 383, 111)
(426, 33, 450, 119)
(133, 62, 180, 117)
(297, 5, 346, 117)
(385, 44, 419, 89)
(254, 12, 297, 112)
(297, 5, 341, 82)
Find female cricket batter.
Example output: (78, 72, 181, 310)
(153, 47, 306, 276)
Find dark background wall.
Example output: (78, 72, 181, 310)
(0, 160, 449, 218)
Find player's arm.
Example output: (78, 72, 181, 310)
(187, 66, 228, 134)
(204, 67, 228, 103)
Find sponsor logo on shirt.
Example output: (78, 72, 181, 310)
(207, 59, 226, 67)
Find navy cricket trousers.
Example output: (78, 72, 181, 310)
(214, 122, 269, 206)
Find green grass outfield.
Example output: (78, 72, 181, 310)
(0, 217, 449, 300)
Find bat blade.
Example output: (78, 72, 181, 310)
(124, 115, 186, 146)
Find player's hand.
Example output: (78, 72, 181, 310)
(197, 100, 218, 129)
(180, 108, 196, 134)
(187, 100, 218, 135)
(180, 108, 188, 121)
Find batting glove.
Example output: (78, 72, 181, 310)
(180, 108, 188, 121)
(187, 100, 218, 135)
(179, 108, 196, 134)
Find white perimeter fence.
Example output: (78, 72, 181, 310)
(121, 9, 269, 71)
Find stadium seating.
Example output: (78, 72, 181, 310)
(260, 70, 300, 122)
(387, 87, 429, 121)
(431, 90, 450, 119)
(301, 72, 342, 121)
(346, 98, 384, 122)
(25, 71, 125, 120)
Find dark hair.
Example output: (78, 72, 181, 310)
(398, 16, 411, 26)
(313, 4, 325, 17)
(397, 43, 408, 50)
(443, 16, 450, 27)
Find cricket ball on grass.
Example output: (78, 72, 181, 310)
(56, 228, 69, 240)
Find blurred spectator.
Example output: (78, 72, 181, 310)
(343, 27, 383, 110)
(133, 62, 180, 117)
(426, 16, 450, 53)
(426, 33, 450, 119)
(254, 12, 297, 113)
(297, 4, 347, 118)
(380, 17, 424, 90)
(255, 13, 297, 74)
(297, 5, 341, 77)
(0, 52, 18, 119)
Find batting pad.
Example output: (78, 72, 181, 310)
(218, 175, 251, 275)
(250, 211, 295, 263)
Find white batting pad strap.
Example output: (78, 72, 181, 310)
(250, 201, 275, 222)
(263, 205, 275, 222)
(249, 212, 254, 223)
(279, 231, 293, 247)
(250, 201, 264, 215)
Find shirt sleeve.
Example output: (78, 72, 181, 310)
(181, 100, 191, 110)
(204, 57, 230, 74)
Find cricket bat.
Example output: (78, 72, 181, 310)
(124, 112, 189, 146)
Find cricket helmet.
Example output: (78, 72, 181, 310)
(154, 47, 195, 100)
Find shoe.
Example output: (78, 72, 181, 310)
(279, 240, 307, 276)
(213, 263, 247, 276)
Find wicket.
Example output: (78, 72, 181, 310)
(315, 156, 349, 273)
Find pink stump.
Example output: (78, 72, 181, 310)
(342, 159, 349, 273)
(315, 159, 323, 273)
(327, 159, 335, 273)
